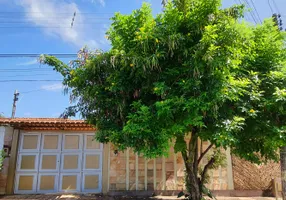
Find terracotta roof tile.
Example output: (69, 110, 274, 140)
(0, 118, 95, 131)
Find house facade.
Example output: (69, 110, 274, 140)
(0, 118, 274, 196)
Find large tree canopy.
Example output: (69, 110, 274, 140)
(41, 0, 286, 199)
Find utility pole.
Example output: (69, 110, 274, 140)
(71, 11, 76, 28)
(11, 90, 19, 118)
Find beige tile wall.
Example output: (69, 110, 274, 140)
(108, 142, 232, 191)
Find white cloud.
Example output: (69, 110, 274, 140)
(92, 0, 105, 7)
(16, 0, 100, 48)
(97, 0, 105, 7)
(17, 59, 37, 66)
(41, 83, 63, 91)
(84, 0, 105, 7)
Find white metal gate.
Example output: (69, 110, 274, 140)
(15, 132, 103, 194)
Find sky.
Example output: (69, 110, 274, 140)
(0, 0, 284, 119)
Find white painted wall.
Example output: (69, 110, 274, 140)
(0, 126, 5, 151)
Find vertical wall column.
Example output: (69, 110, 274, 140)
(135, 154, 138, 190)
(126, 148, 129, 190)
(226, 148, 234, 190)
(144, 159, 147, 190)
(174, 153, 177, 190)
(107, 143, 111, 191)
(102, 143, 110, 194)
(162, 157, 166, 190)
(153, 159, 156, 189)
(0, 127, 5, 151)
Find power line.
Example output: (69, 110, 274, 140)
(235, 0, 251, 21)
(0, 68, 52, 70)
(0, 70, 53, 74)
(271, 0, 281, 14)
(0, 71, 55, 73)
(21, 86, 63, 94)
(21, 88, 48, 94)
(242, 0, 258, 24)
(0, 80, 62, 82)
(234, 0, 240, 4)
(0, 53, 77, 57)
(0, 12, 114, 14)
(0, 70, 52, 73)
(248, 0, 262, 23)
(0, 21, 110, 24)
(0, 74, 54, 78)
(0, 25, 106, 29)
(0, 16, 111, 20)
(268, 0, 274, 13)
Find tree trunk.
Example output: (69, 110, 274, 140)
(180, 129, 202, 200)
(185, 166, 202, 200)
(177, 128, 216, 200)
(280, 146, 286, 200)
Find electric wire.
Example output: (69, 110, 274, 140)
(0, 54, 77, 57)
(242, 0, 258, 23)
(271, 0, 281, 14)
(21, 86, 63, 94)
(268, 0, 274, 13)
(248, 0, 262, 23)
(0, 70, 54, 73)
(0, 21, 110, 24)
(0, 12, 114, 14)
(0, 74, 54, 78)
(0, 80, 62, 82)
(235, 0, 251, 21)
(0, 68, 53, 71)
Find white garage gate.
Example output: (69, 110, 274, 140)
(14, 132, 103, 194)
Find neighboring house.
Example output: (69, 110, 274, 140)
(0, 118, 279, 196)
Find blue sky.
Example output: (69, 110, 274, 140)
(0, 0, 284, 118)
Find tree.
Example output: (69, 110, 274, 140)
(41, 0, 286, 199)
(272, 13, 286, 199)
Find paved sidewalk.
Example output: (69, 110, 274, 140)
(0, 195, 283, 200)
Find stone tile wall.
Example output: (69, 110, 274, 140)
(109, 144, 127, 191)
(108, 141, 230, 191)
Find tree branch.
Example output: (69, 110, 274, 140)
(201, 157, 215, 184)
(181, 150, 189, 170)
(198, 143, 214, 165)
(193, 139, 199, 175)
(189, 127, 198, 158)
